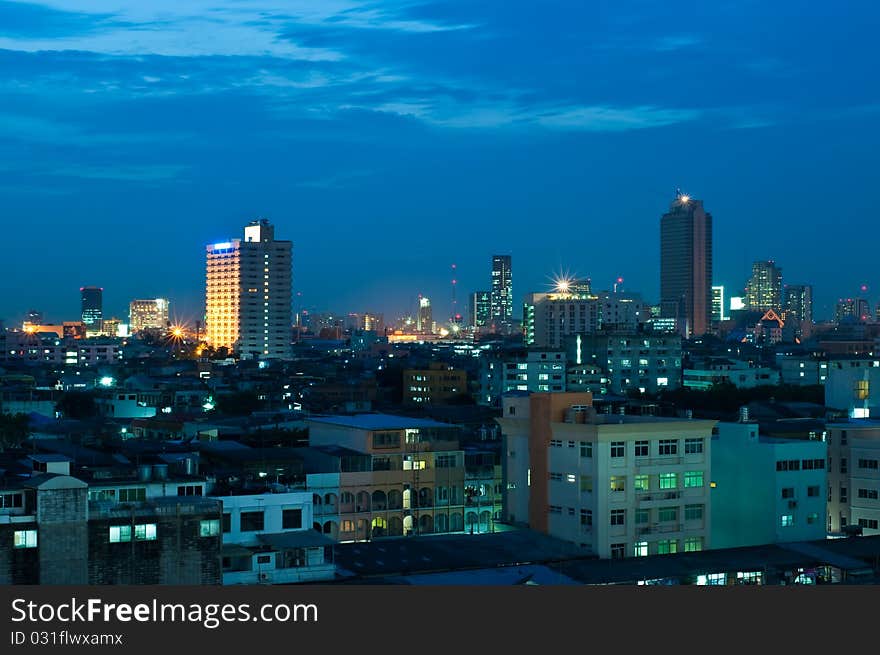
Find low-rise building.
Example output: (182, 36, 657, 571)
(498, 392, 716, 559)
(711, 422, 827, 549)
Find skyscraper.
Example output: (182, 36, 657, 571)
(129, 298, 170, 333)
(745, 260, 783, 312)
(660, 191, 712, 338)
(416, 296, 433, 333)
(490, 255, 512, 329)
(783, 284, 813, 339)
(80, 286, 103, 331)
(469, 291, 491, 329)
(711, 285, 726, 322)
(205, 219, 292, 359)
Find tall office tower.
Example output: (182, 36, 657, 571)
(711, 286, 726, 322)
(745, 260, 783, 312)
(470, 291, 491, 329)
(129, 298, 170, 333)
(25, 310, 43, 325)
(490, 255, 513, 328)
(416, 296, 433, 333)
(80, 286, 103, 331)
(659, 191, 712, 338)
(835, 298, 870, 324)
(205, 219, 292, 359)
(783, 285, 813, 339)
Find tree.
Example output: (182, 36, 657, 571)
(215, 391, 262, 416)
(0, 413, 30, 451)
(57, 391, 98, 420)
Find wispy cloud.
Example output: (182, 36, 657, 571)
(48, 163, 189, 181)
(340, 98, 701, 132)
(0, 1, 473, 61)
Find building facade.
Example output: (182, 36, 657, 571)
(490, 255, 513, 330)
(745, 260, 783, 313)
(498, 392, 716, 559)
(205, 219, 292, 360)
(711, 422, 827, 549)
(80, 286, 103, 332)
(659, 192, 713, 338)
(129, 298, 170, 333)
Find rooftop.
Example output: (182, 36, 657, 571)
(307, 413, 456, 431)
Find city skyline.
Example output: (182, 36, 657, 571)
(1, 2, 879, 323)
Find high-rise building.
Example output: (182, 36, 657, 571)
(835, 298, 870, 324)
(80, 287, 103, 331)
(417, 296, 433, 333)
(745, 260, 783, 313)
(783, 285, 813, 339)
(660, 191, 712, 338)
(469, 291, 491, 329)
(711, 286, 726, 322)
(490, 255, 512, 328)
(129, 298, 170, 333)
(205, 219, 292, 359)
(25, 310, 43, 325)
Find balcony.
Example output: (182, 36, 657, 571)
(635, 456, 682, 468)
(637, 523, 682, 536)
(636, 490, 681, 503)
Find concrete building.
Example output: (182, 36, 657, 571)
(469, 291, 491, 330)
(498, 392, 716, 559)
(489, 254, 513, 331)
(567, 332, 682, 394)
(777, 351, 829, 386)
(0, 456, 221, 584)
(711, 422, 827, 549)
(80, 286, 103, 333)
(479, 349, 567, 406)
(660, 191, 713, 338)
(216, 491, 335, 585)
(745, 260, 783, 313)
(205, 219, 292, 360)
(825, 362, 880, 418)
(711, 285, 726, 322)
(403, 362, 467, 405)
(784, 284, 813, 340)
(683, 360, 780, 390)
(306, 414, 467, 539)
(129, 298, 170, 333)
(826, 421, 880, 535)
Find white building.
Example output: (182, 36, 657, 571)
(825, 362, 880, 418)
(215, 492, 336, 585)
(205, 219, 292, 360)
(826, 420, 880, 535)
(498, 392, 716, 559)
(711, 422, 827, 548)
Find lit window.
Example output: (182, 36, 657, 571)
(634, 541, 648, 557)
(780, 514, 794, 527)
(109, 525, 132, 543)
(634, 475, 649, 491)
(13, 530, 37, 548)
(684, 471, 704, 488)
(610, 476, 626, 492)
(659, 473, 678, 490)
(135, 523, 157, 540)
(200, 519, 221, 537)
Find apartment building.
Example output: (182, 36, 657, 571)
(498, 392, 715, 558)
(826, 420, 880, 535)
(711, 422, 827, 548)
(305, 414, 466, 540)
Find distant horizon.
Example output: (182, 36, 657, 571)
(1, 2, 878, 326)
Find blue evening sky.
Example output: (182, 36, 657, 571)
(0, 0, 878, 325)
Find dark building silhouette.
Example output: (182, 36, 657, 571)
(660, 191, 712, 338)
